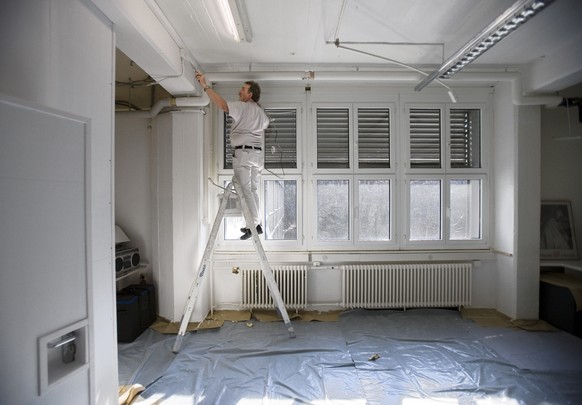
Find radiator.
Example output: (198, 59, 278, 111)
(342, 263, 472, 309)
(241, 265, 308, 310)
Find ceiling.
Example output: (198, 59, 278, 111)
(107, 0, 582, 97)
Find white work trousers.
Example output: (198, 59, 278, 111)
(233, 149, 263, 228)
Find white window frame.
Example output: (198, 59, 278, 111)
(446, 174, 489, 248)
(214, 174, 305, 252)
(211, 86, 492, 254)
(401, 101, 489, 249)
(308, 175, 353, 250)
(261, 173, 304, 250)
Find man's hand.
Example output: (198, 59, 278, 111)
(195, 70, 207, 87)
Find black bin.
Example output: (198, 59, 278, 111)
(121, 284, 157, 330)
(116, 293, 142, 342)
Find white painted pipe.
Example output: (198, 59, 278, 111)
(206, 70, 562, 106)
(149, 92, 210, 117)
(206, 71, 423, 82)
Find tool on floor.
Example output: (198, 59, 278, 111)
(172, 177, 296, 353)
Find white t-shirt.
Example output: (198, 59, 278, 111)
(227, 100, 270, 148)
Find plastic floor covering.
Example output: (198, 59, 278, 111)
(118, 309, 582, 404)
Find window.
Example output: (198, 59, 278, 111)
(357, 108, 390, 169)
(357, 179, 391, 241)
(409, 179, 442, 241)
(215, 90, 489, 251)
(406, 105, 486, 245)
(450, 109, 481, 169)
(316, 179, 350, 241)
(409, 108, 441, 169)
(265, 109, 297, 169)
(264, 179, 297, 240)
(316, 108, 350, 169)
(450, 178, 482, 240)
(224, 108, 298, 170)
(312, 105, 393, 247)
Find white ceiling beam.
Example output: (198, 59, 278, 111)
(524, 37, 582, 92)
(91, 0, 199, 95)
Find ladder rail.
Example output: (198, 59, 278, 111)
(172, 183, 234, 353)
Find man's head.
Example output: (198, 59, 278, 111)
(239, 81, 261, 103)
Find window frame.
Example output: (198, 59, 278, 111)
(212, 87, 491, 253)
(308, 175, 353, 250)
(261, 174, 304, 250)
(214, 174, 305, 252)
(354, 174, 396, 248)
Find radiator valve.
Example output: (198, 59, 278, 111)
(232, 266, 240, 274)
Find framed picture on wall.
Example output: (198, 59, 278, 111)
(540, 201, 578, 260)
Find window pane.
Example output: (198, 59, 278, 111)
(450, 109, 481, 168)
(317, 108, 349, 169)
(317, 180, 349, 240)
(358, 180, 390, 241)
(358, 108, 390, 168)
(410, 180, 441, 240)
(410, 109, 441, 168)
(450, 179, 482, 240)
(222, 180, 245, 240)
(265, 109, 297, 169)
(264, 180, 297, 240)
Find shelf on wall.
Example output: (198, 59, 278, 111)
(116, 264, 149, 282)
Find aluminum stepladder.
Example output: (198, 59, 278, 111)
(172, 176, 296, 353)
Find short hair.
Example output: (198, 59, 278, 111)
(245, 81, 261, 102)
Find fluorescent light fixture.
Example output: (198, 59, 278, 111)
(218, 0, 252, 42)
(415, 0, 554, 92)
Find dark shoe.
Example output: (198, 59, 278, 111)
(240, 225, 263, 240)
(240, 225, 263, 234)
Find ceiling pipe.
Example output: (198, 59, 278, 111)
(206, 71, 423, 82)
(206, 70, 562, 106)
(148, 93, 210, 117)
(116, 93, 210, 117)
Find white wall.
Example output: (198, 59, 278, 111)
(493, 83, 518, 317)
(0, 1, 117, 404)
(115, 114, 153, 275)
(151, 111, 208, 322)
(515, 105, 541, 319)
(541, 105, 582, 257)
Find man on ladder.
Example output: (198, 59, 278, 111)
(171, 72, 295, 353)
(196, 70, 268, 240)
